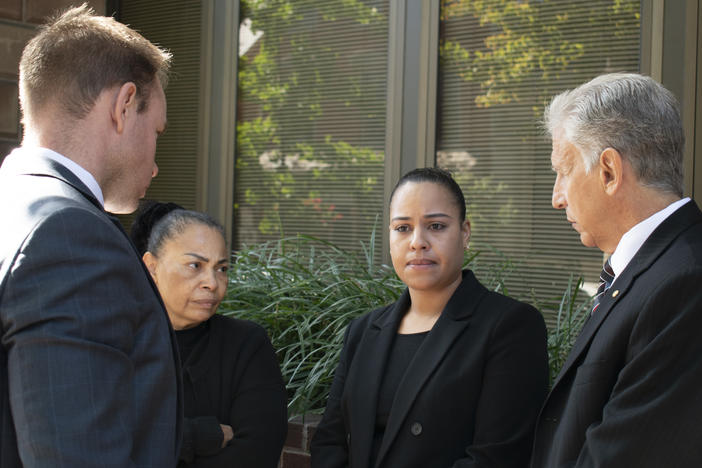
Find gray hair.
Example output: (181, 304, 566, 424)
(148, 209, 225, 257)
(544, 73, 684, 197)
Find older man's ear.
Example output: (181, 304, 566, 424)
(598, 147, 625, 195)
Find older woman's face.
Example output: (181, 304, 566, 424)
(389, 181, 470, 294)
(144, 223, 228, 330)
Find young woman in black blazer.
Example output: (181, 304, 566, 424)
(311, 168, 549, 468)
(133, 204, 288, 468)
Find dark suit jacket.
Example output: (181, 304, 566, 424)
(0, 150, 182, 467)
(531, 200, 702, 468)
(311, 270, 548, 468)
(177, 314, 287, 468)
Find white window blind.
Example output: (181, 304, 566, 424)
(436, 0, 641, 322)
(235, 0, 389, 256)
(120, 0, 202, 211)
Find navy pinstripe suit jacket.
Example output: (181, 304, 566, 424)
(0, 149, 182, 467)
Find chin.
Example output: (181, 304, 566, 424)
(104, 199, 139, 215)
(404, 276, 445, 291)
(579, 233, 598, 249)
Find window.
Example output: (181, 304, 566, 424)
(117, 0, 647, 320)
(234, 0, 389, 255)
(436, 0, 641, 316)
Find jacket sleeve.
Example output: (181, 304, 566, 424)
(310, 323, 355, 468)
(574, 269, 702, 466)
(2, 208, 147, 467)
(185, 325, 288, 468)
(452, 302, 549, 468)
(179, 416, 224, 463)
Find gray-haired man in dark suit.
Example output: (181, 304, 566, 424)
(531, 73, 702, 467)
(0, 5, 181, 467)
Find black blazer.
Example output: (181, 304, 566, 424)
(0, 150, 182, 467)
(178, 314, 288, 468)
(311, 270, 548, 468)
(531, 200, 702, 467)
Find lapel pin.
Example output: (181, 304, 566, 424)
(612, 290, 619, 298)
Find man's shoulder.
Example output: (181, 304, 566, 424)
(1, 165, 98, 215)
(630, 200, 702, 276)
(2, 188, 107, 244)
(653, 210, 702, 267)
(0, 179, 106, 262)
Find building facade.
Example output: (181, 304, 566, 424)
(2, 0, 702, 319)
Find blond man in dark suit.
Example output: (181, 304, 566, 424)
(0, 5, 181, 467)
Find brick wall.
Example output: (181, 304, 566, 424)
(0, 0, 105, 162)
(279, 415, 321, 468)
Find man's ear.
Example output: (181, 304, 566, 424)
(110, 82, 138, 134)
(142, 251, 158, 277)
(598, 147, 624, 195)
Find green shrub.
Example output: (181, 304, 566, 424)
(220, 233, 404, 416)
(220, 234, 591, 417)
(543, 275, 592, 383)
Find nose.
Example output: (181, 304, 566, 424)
(409, 227, 429, 251)
(552, 176, 566, 210)
(151, 163, 159, 178)
(200, 268, 218, 291)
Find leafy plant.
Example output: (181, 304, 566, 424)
(220, 232, 591, 417)
(543, 275, 593, 383)
(219, 232, 404, 417)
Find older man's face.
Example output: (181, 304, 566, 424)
(551, 133, 612, 253)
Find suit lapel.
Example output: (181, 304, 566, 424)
(551, 201, 702, 389)
(375, 271, 485, 467)
(347, 292, 408, 467)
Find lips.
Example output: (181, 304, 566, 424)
(191, 299, 218, 309)
(407, 258, 436, 266)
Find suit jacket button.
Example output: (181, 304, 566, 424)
(410, 422, 422, 436)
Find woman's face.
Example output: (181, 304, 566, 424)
(389, 181, 470, 294)
(144, 223, 228, 330)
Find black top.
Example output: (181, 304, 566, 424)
(176, 320, 209, 364)
(370, 331, 428, 467)
(177, 314, 288, 468)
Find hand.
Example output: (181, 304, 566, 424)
(220, 424, 233, 448)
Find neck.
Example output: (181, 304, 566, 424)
(23, 113, 107, 187)
(608, 186, 680, 251)
(398, 273, 463, 333)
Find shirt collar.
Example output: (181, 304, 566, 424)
(28, 147, 105, 207)
(609, 197, 691, 280)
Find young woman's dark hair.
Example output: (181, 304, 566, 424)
(389, 167, 466, 222)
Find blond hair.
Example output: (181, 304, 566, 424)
(19, 3, 171, 122)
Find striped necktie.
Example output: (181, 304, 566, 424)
(592, 258, 615, 314)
